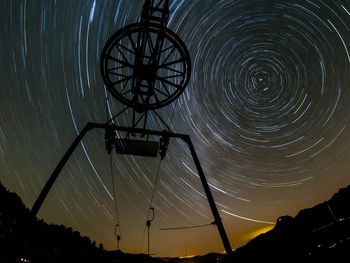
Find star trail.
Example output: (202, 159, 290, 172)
(1, 0, 350, 257)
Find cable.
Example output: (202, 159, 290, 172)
(139, 99, 179, 251)
(104, 86, 111, 122)
(140, 157, 162, 252)
(169, 100, 178, 128)
(148, 159, 162, 211)
(110, 153, 121, 247)
(159, 222, 215, 231)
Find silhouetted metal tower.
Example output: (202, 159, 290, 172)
(31, 0, 232, 256)
(101, 0, 190, 132)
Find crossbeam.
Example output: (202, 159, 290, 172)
(30, 122, 232, 255)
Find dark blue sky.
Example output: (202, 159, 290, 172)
(0, 0, 349, 257)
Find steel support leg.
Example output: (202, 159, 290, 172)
(183, 135, 232, 255)
(31, 123, 95, 216)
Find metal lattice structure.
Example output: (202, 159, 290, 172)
(101, 0, 191, 129)
(31, 0, 233, 256)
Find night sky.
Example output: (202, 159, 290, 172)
(1, 0, 350, 258)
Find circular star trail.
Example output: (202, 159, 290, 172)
(0, 0, 349, 257)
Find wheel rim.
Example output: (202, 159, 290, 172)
(101, 23, 191, 111)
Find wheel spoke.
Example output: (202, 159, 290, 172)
(107, 58, 133, 78)
(160, 44, 175, 54)
(106, 55, 133, 68)
(159, 79, 171, 96)
(121, 88, 133, 96)
(154, 86, 171, 97)
(162, 73, 184, 79)
(115, 44, 132, 66)
(147, 31, 156, 56)
(108, 65, 127, 71)
(158, 57, 186, 68)
(139, 93, 146, 104)
(116, 42, 135, 55)
(153, 92, 161, 103)
(111, 75, 133, 85)
(120, 77, 131, 94)
(155, 1, 162, 8)
(127, 33, 137, 52)
(162, 65, 184, 74)
(160, 46, 176, 65)
(156, 76, 180, 89)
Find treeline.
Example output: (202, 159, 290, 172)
(2, 180, 350, 262)
(0, 182, 163, 263)
(0, 182, 106, 262)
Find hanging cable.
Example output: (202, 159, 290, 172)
(148, 158, 162, 209)
(104, 86, 112, 123)
(105, 86, 122, 247)
(140, 157, 162, 253)
(110, 150, 121, 248)
(146, 207, 155, 255)
(159, 222, 215, 231)
(115, 224, 121, 250)
(139, 99, 179, 252)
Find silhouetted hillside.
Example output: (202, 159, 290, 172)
(225, 185, 350, 262)
(162, 252, 225, 263)
(0, 181, 164, 263)
(2, 180, 350, 262)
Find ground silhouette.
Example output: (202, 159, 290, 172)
(224, 185, 350, 262)
(0, 181, 164, 263)
(1, 181, 349, 262)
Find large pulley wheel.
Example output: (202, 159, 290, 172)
(101, 22, 191, 111)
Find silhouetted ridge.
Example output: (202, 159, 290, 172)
(0, 181, 164, 263)
(225, 185, 350, 262)
(162, 253, 225, 263)
(2, 181, 349, 262)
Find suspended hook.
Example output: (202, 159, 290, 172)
(146, 207, 155, 227)
(146, 207, 155, 255)
(105, 123, 116, 154)
(115, 224, 121, 250)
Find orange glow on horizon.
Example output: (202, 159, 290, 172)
(179, 255, 197, 259)
(243, 225, 275, 241)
